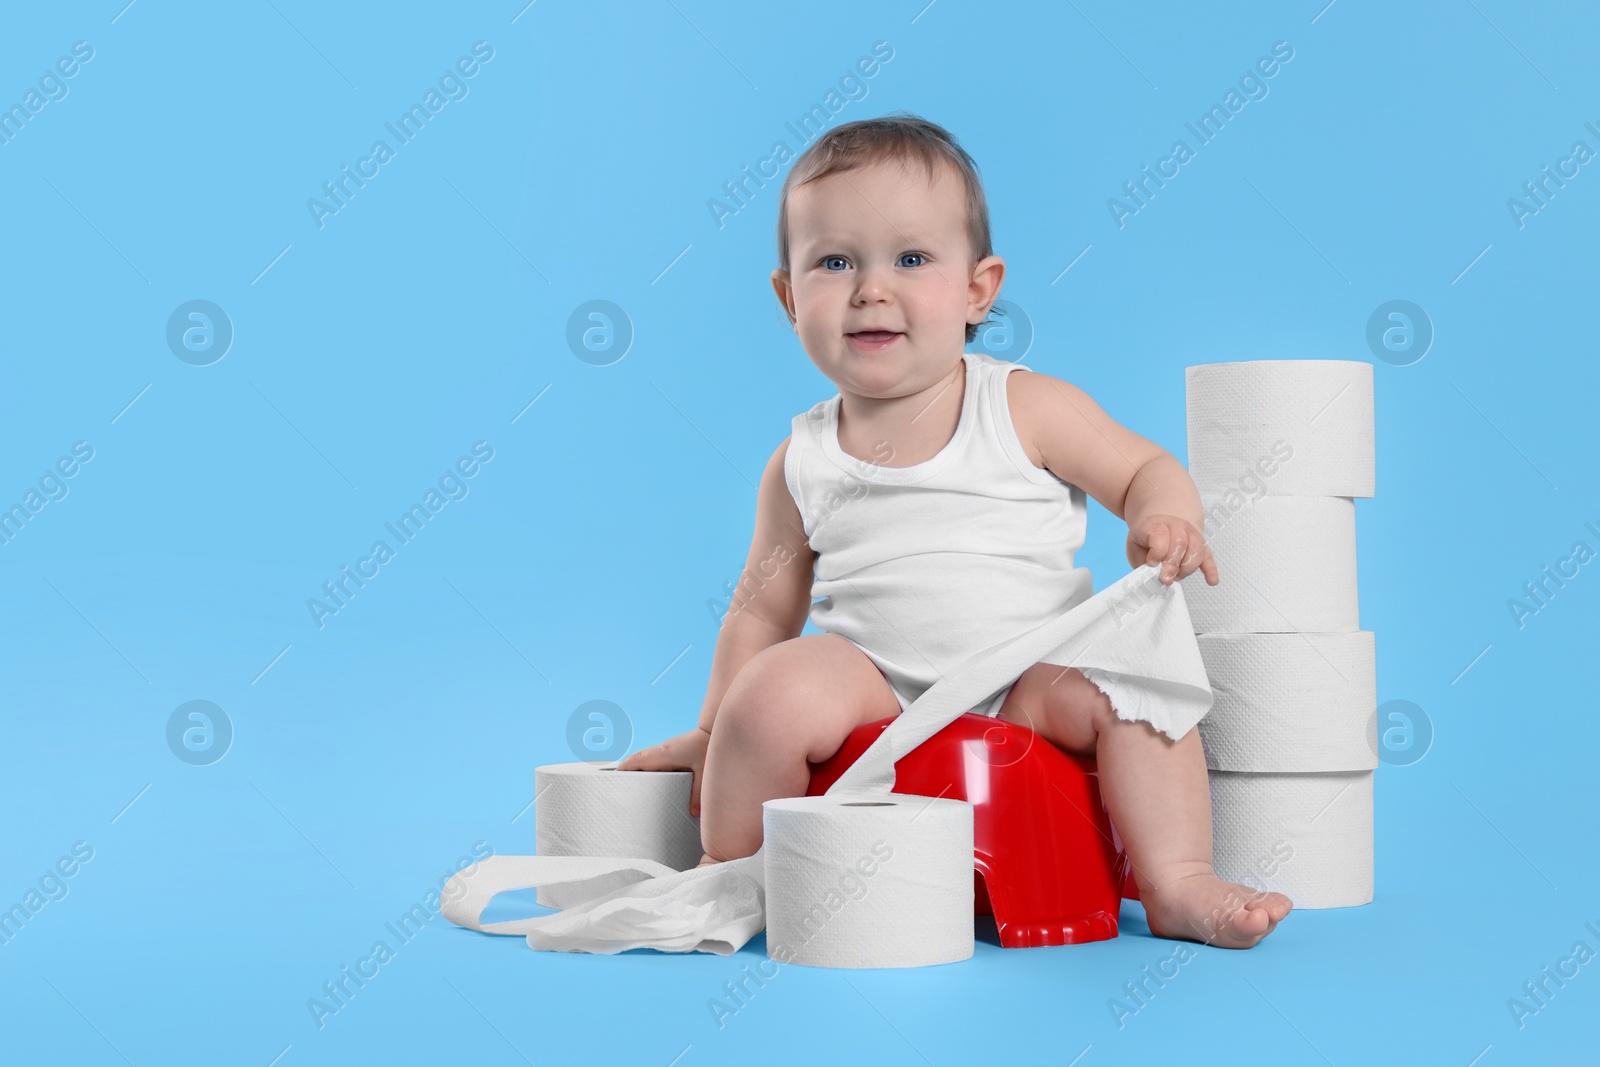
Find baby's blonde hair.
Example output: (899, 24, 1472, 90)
(776, 112, 994, 344)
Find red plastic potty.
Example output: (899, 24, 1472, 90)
(806, 711, 1138, 948)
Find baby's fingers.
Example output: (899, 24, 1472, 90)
(1141, 524, 1172, 569)
(1172, 536, 1208, 582)
(1156, 528, 1188, 584)
(617, 742, 678, 772)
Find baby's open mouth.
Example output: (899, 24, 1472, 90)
(848, 330, 901, 344)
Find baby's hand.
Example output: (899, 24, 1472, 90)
(615, 726, 712, 817)
(1126, 514, 1219, 586)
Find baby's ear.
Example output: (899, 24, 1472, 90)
(769, 269, 799, 329)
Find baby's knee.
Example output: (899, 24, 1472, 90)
(716, 643, 811, 739)
(1035, 666, 1117, 742)
(1076, 672, 1120, 734)
(715, 637, 884, 761)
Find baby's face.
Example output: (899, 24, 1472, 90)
(772, 158, 1002, 400)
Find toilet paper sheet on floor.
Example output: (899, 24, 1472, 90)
(441, 563, 1214, 957)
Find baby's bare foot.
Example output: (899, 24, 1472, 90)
(1141, 869, 1292, 949)
(696, 853, 719, 868)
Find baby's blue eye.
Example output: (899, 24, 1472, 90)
(820, 254, 926, 271)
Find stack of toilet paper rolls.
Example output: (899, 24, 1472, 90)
(1180, 360, 1376, 908)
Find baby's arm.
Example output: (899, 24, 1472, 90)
(1007, 371, 1218, 587)
(616, 438, 815, 814)
(694, 436, 815, 732)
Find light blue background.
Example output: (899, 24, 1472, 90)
(2, 1, 1596, 1064)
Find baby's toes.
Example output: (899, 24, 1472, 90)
(1229, 903, 1272, 940)
(1210, 891, 1296, 947)
(1258, 892, 1294, 922)
(1200, 911, 1263, 949)
(1235, 897, 1290, 941)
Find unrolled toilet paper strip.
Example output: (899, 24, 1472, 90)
(533, 763, 703, 907)
(1187, 360, 1374, 498)
(1181, 495, 1358, 633)
(440, 562, 1214, 957)
(763, 796, 974, 968)
(1208, 769, 1372, 908)
(1197, 631, 1377, 773)
(437, 855, 684, 936)
(824, 564, 1213, 796)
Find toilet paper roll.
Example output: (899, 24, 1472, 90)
(1187, 360, 1374, 498)
(1208, 770, 1372, 908)
(763, 795, 973, 968)
(534, 762, 702, 907)
(1197, 632, 1377, 772)
(1182, 495, 1358, 633)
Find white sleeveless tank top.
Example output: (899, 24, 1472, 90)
(783, 350, 1094, 707)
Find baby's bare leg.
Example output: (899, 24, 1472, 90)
(996, 664, 1293, 949)
(697, 634, 901, 864)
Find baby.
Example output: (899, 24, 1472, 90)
(619, 113, 1291, 949)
